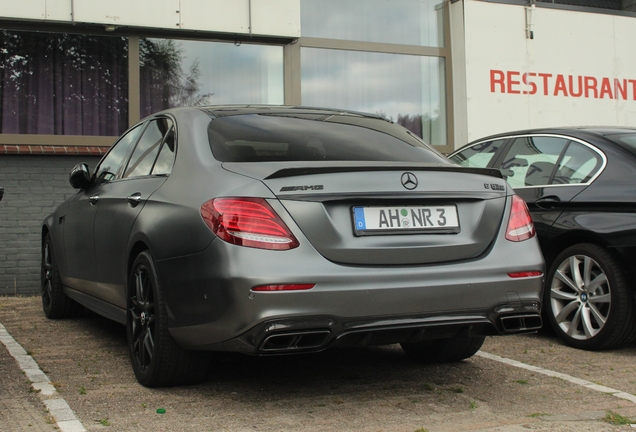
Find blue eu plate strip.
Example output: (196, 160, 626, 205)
(354, 207, 366, 230)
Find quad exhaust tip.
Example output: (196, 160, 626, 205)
(260, 330, 331, 352)
(500, 314, 542, 333)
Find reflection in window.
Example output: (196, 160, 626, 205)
(124, 118, 173, 178)
(152, 127, 176, 176)
(555, 142, 602, 185)
(0, 30, 128, 136)
(450, 139, 506, 168)
(140, 39, 283, 117)
(301, 0, 444, 47)
(301, 48, 446, 146)
(94, 125, 142, 184)
(501, 137, 568, 188)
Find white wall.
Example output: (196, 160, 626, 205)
(0, 0, 300, 38)
(456, 0, 636, 143)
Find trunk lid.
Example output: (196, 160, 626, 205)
(223, 162, 509, 265)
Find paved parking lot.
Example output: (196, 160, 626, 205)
(1, 295, 636, 431)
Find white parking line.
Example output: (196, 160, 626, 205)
(477, 350, 636, 404)
(0, 322, 87, 432)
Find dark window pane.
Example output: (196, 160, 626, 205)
(0, 30, 128, 136)
(94, 125, 142, 184)
(208, 114, 448, 163)
(124, 118, 173, 178)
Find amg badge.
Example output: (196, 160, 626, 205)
(280, 185, 324, 192)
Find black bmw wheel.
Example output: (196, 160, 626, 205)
(41, 233, 81, 319)
(127, 251, 209, 387)
(401, 336, 485, 363)
(546, 243, 636, 350)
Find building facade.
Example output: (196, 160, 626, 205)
(0, 0, 635, 294)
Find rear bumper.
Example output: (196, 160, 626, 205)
(180, 309, 542, 354)
(157, 231, 545, 352)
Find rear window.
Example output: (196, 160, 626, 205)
(207, 114, 448, 164)
(607, 133, 636, 156)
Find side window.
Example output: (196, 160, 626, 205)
(555, 142, 603, 185)
(500, 136, 568, 188)
(94, 125, 143, 185)
(450, 139, 505, 168)
(151, 126, 176, 175)
(123, 118, 174, 178)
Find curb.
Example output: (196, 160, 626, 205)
(0, 322, 87, 432)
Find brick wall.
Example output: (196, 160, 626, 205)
(0, 155, 102, 295)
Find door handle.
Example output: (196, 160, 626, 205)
(535, 195, 561, 209)
(127, 192, 142, 207)
(89, 195, 100, 205)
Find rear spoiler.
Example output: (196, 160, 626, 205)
(265, 165, 503, 180)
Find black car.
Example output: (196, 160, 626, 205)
(450, 127, 636, 350)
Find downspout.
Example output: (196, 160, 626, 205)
(525, 0, 535, 39)
(248, 0, 252, 37)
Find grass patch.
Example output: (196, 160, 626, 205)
(604, 411, 634, 425)
(528, 412, 548, 418)
(514, 379, 528, 385)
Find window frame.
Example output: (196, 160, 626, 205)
(289, 1, 454, 153)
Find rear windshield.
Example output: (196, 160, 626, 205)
(607, 133, 636, 156)
(207, 113, 449, 164)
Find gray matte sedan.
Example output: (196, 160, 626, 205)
(41, 106, 544, 387)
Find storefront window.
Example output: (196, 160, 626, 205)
(140, 39, 283, 117)
(0, 30, 128, 136)
(301, 0, 444, 47)
(301, 48, 447, 146)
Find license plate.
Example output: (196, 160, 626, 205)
(353, 205, 460, 235)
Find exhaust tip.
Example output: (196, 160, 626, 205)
(260, 330, 330, 352)
(500, 314, 542, 333)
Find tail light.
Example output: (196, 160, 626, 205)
(200, 198, 300, 250)
(252, 284, 315, 292)
(508, 271, 543, 278)
(505, 195, 535, 242)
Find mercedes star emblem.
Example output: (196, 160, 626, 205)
(401, 172, 418, 190)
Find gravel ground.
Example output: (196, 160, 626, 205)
(1, 295, 636, 432)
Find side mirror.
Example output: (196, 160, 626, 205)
(69, 163, 92, 190)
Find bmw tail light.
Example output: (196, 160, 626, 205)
(505, 195, 536, 242)
(200, 198, 300, 250)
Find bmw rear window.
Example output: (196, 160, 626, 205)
(607, 133, 636, 156)
(207, 114, 449, 164)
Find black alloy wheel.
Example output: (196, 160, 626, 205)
(546, 243, 636, 350)
(41, 233, 81, 319)
(127, 251, 209, 387)
(401, 336, 485, 363)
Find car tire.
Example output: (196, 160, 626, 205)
(41, 233, 82, 319)
(400, 336, 485, 363)
(545, 243, 636, 350)
(127, 251, 209, 387)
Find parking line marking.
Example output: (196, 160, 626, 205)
(0, 322, 87, 432)
(477, 350, 636, 404)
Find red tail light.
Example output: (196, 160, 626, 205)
(505, 195, 535, 242)
(252, 284, 315, 292)
(508, 271, 543, 278)
(200, 198, 300, 250)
